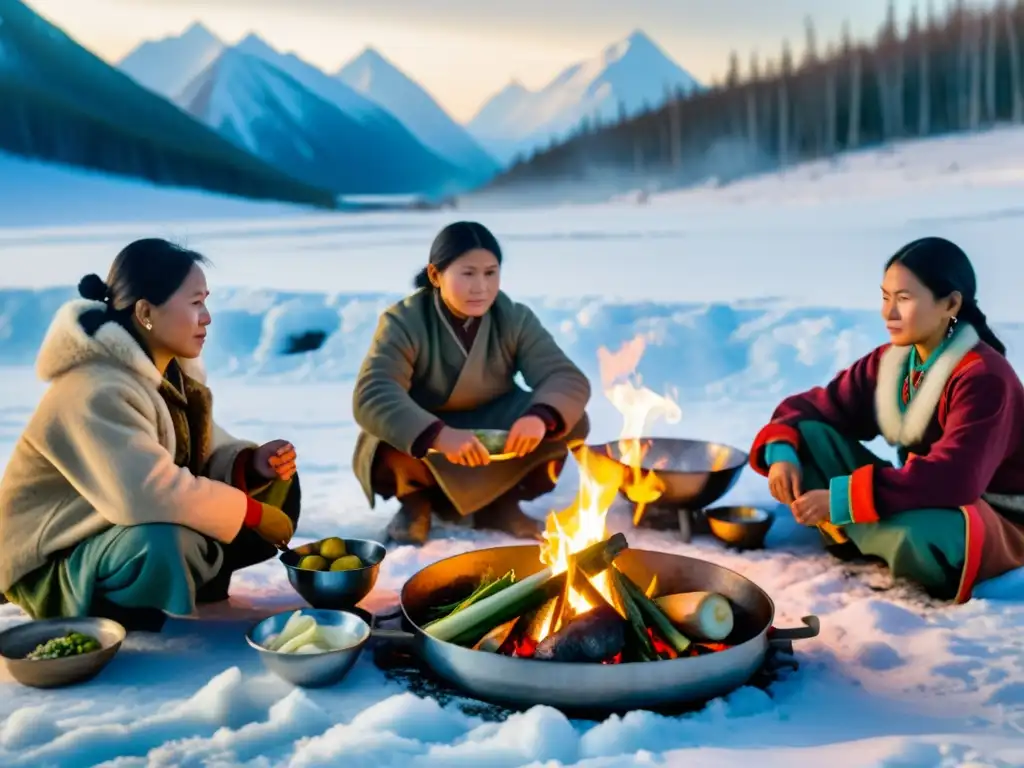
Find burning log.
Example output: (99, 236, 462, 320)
(501, 597, 559, 657)
(472, 618, 518, 653)
(550, 558, 578, 634)
(533, 605, 626, 662)
(424, 534, 628, 646)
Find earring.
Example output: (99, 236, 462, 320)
(947, 316, 958, 338)
(143, 320, 153, 331)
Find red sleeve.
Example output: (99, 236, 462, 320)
(244, 496, 263, 527)
(748, 346, 886, 475)
(843, 370, 1016, 522)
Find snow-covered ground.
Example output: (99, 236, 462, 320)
(2, 128, 1024, 767)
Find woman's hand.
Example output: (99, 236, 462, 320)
(767, 461, 802, 504)
(433, 427, 491, 467)
(505, 415, 546, 457)
(253, 440, 297, 481)
(791, 490, 831, 526)
(254, 503, 295, 548)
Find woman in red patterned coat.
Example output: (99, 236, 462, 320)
(748, 237, 1024, 602)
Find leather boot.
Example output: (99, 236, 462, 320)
(386, 492, 433, 545)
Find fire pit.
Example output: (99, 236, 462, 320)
(578, 438, 749, 541)
(367, 335, 817, 712)
(376, 537, 819, 712)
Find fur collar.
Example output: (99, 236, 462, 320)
(875, 323, 980, 447)
(35, 299, 208, 387)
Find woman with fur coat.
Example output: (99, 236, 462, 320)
(749, 237, 1024, 602)
(0, 239, 300, 630)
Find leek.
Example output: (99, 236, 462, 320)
(616, 568, 692, 655)
(425, 570, 516, 627)
(425, 534, 628, 646)
(609, 569, 657, 661)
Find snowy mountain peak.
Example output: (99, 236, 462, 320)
(180, 21, 220, 46)
(119, 20, 226, 99)
(336, 47, 498, 179)
(467, 30, 701, 165)
(348, 46, 388, 67)
(234, 32, 277, 59)
(498, 79, 530, 97)
(337, 46, 398, 91)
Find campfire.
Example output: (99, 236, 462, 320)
(420, 337, 736, 664)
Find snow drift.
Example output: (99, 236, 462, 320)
(4, 288, 1024, 401)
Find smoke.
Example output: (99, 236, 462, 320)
(461, 136, 779, 210)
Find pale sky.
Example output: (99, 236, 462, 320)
(26, 0, 997, 123)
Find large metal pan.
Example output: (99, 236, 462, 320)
(378, 544, 818, 712)
(582, 438, 749, 511)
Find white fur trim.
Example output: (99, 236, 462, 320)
(874, 323, 980, 447)
(36, 299, 210, 387)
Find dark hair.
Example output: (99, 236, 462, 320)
(885, 236, 1005, 356)
(78, 238, 209, 338)
(413, 221, 502, 289)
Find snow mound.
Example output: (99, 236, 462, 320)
(4, 289, 1024, 403)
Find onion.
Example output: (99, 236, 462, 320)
(654, 591, 734, 642)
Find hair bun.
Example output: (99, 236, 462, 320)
(78, 273, 109, 302)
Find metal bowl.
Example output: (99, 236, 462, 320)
(429, 428, 516, 461)
(705, 506, 775, 550)
(0, 616, 126, 689)
(246, 608, 371, 687)
(584, 438, 749, 510)
(280, 538, 386, 610)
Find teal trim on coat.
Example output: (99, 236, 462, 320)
(765, 442, 801, 469)
(828, 474, 854, 526)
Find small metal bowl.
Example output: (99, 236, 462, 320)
(705, 506, 775, 550)
(429, 429, 516, 461)
(0, 616, 126, 689)
(246, 608, 371, 687)
(280, 538, 386, 610)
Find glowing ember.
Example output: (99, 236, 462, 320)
(536, 336, 683, 641)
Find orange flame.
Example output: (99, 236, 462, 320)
(536, 335, 682, 641)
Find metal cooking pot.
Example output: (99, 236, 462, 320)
(377, 544, 819, 712)
(581, 438, 749, 511)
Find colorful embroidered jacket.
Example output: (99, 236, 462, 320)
(749, 324, 1024, 525)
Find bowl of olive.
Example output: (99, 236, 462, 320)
(279, 537, 386, 610)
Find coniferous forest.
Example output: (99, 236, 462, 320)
(488, 1, 1024, 194)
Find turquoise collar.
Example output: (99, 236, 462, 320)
(900, 324, 960, 412)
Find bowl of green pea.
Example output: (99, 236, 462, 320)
(0, 616, 126, 688)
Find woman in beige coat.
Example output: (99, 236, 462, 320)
(0, 239, 300, 631)
(353, 221, 592, 545)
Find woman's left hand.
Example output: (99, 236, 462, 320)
(791, 490, 830, 526)
(505, 416, 547, 457)
(253, 439, 297, 481)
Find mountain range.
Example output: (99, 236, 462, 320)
(120, 25, 701, 172)
(120, 27, 497, 189)
(0, 0, 333, 208)
(0, 0, 702, 208)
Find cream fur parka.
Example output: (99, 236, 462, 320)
(0, 300, 253, 593)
